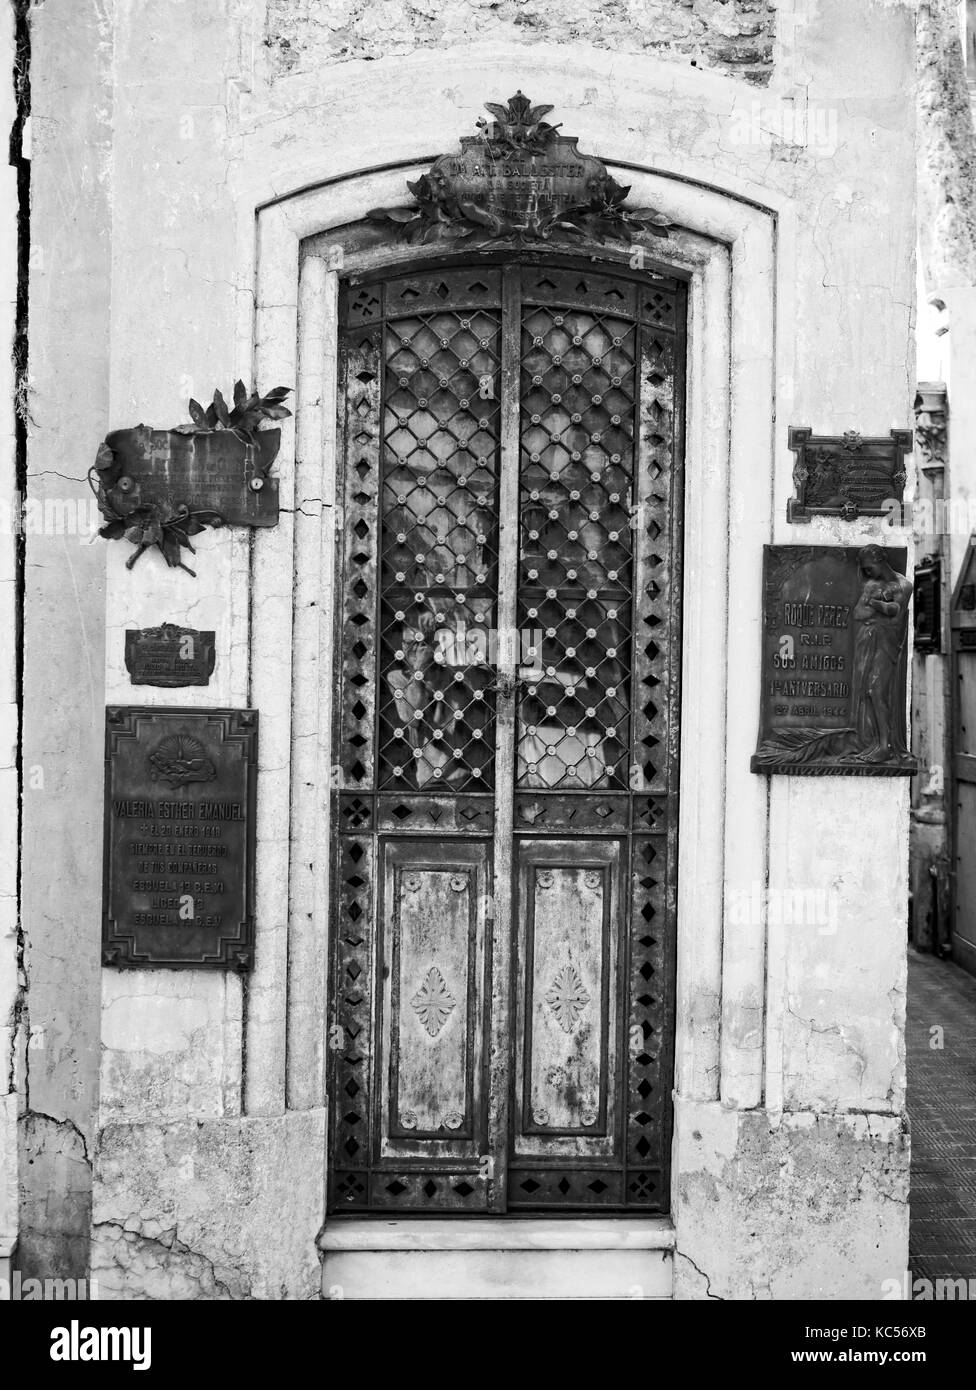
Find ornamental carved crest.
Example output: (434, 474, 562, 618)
(368, 91, 673, 247)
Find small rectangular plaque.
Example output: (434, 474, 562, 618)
(103, 707, 257, 969)
(786, 427, 913, 522)
(103, 426, 279, 529)
(752, 545, 917, 776)
(125, 624, 216, 687)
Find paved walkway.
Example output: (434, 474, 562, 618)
(907, 949, 976, 1278)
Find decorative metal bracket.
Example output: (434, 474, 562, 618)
(367, 91, 673, 248)
(786, 426, 913, 523)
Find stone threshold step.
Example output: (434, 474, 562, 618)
(320, 1216, 676, 1252)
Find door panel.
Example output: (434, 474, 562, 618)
(516, 300, 637, 792)
(379, 840, 488, 1156)
(378, 281, 502, 793)
(514, 839, 620, 1155)
(329, 257, 684, 1215)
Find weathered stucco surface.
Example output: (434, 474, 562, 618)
(262, 0, 775, 84)
(16, 0, 113, 1279)
(91, 1111, 325, 1300)
(916, 0, 976, 618)
(673, 1100, 910, 1300)
(100, 973, 243, 1123)
(0, 0, 21, 1265)
(917, 0, 976, 294)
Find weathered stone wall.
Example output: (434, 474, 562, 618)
(911, 4, 976, 983)
(16, 0, 113, 1280)
(918, 0, 976, 294)
(674, 1104, 910, 1299)
(92, 1113, 324, 1300)
(917, 0, 976, 590)
(262, 0, 775, 85)
(0, 0, 23, 1279)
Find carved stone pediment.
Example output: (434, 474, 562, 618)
(367, 91, 673, 247)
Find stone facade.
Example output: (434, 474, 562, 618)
(262, 0, 775, 83)
(4, 0, 920, 1299)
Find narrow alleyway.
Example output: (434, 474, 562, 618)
(907, 949, 976, 1278)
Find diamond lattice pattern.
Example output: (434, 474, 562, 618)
(379, 309, 501, 790)
(517, 306, 636, 789)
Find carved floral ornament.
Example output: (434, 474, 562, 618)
(914, 382, 948, 471)
(367, 91, 673, 247)
(411, 965, 456, 1037)
(546, 965, 591, 1033)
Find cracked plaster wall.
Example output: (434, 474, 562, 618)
(673, 1101, 910, 1299)
(16, 0, 113, 1279)
(1, 0, 20, 1260)
(916, 1, 976, 596)
(91, 1112, 325, 1300)
(17, 0, 917, 1297)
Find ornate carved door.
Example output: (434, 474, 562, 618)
(329, 259, 684, 1215)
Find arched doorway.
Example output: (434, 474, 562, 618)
(328, 254, 686, 1215)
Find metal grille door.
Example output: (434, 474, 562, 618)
(329, 260, 685, 1214)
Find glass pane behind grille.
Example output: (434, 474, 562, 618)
(517, 305, 636, 789)
(378, 308, 502, 790)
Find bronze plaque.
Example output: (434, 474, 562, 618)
(125, 624, 216, 687)
(103, 707, 257, 969)
(102, 425, 279, 528)
(429, 130, 606, 237)
(752, 545, 917, 776)
(787, 427, 913, 522)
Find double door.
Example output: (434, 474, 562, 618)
(329, 258, 684, 1213)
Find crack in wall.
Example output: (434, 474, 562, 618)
(6, 0, 29, 1115)
(92, 1219, 246, 1300)
(675, 1249, 723, 1300)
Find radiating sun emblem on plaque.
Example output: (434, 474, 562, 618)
(546, 966, 590, 1033)
(411, 966, 456, 1037)
(147, 732, 217, 788)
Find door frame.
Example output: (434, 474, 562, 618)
(326, 255, 687, 1213)
(246, 155, 781, 1252)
